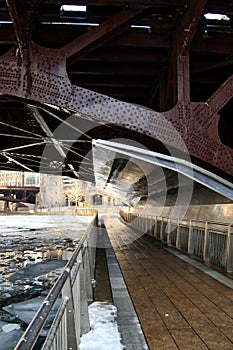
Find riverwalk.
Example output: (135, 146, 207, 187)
(103, 214, 233, 350)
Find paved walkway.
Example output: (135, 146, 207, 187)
(104, 215, 233, 350)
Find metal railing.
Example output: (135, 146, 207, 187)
(120, 211, 233, 274)
(14, 214, 98, 350)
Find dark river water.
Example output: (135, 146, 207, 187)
(0, 214, 93, 349)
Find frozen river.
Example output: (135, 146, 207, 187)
(0, 214, 93, 238)
(0, 214, 94, 350)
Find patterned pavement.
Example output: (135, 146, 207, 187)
(104, 215, 233, 350)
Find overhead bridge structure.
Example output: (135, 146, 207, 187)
(0, 0, 232, 206)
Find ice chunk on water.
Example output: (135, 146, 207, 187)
(2, 323, 21, 333)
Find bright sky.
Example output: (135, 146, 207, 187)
(80, 302, 125, 350)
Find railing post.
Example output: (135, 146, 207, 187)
(143, 215, 146, 232)
(149, 215, 153, 235)
(80, 249, 91, 335)
(188, 220, 194, 254)
(160, 218, 163, 241)
(226, 223, 233, 273)
(153, 217, 157, 237)
(63, 276, 79, 350)
(136, 214, 139, 229)
(148, 215, 151, 233)
(138, 215, 141, 230)
(131, 214, 135, 227)
(167, 218, 171, 246)
(142, 215, 145, 232)
(147, 215, 150, 234)
(83, 245, 93, 304)
(145, 215, 149, 233)
(176, 219, 181, 249)
(203, 221, 209, 262)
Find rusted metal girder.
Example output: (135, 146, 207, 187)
(176, 0, 207, 102)
(6, 0, 31, 49)
(176, 0, 207, 57)
(0, 42, 232, 177)
(164, 0, 207, 106)
(1, 0, 233, 179)
(64, 8, 145, 64)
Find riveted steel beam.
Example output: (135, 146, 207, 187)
(176, 0, 207, 56)
(175, 0, 207, 102)
(6, 0, 31, 49)
(0, 42, 233, 179)
(63, 8, 144, 63)
(167, 0, 207, 105)
(207, 74, 233, 114)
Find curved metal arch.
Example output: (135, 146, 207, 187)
(0, 43, 232, 178)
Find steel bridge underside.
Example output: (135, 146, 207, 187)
(0, 1, 233, 205)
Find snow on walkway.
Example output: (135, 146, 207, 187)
(80, 302, 125, 350)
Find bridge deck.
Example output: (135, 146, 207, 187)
(104, 215, 233, 350)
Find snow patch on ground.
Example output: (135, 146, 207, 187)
(80, 302, 125, 350)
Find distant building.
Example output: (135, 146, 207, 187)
(0, 171, 121, 208)
(0, 171, 40, 187)
(63, 177, 96, 206)
(39, 174, 64, 207)
(62, 177, 121, 207)
(63, 177, 82, 206)
(0, 171, 23, 186)
(24, 172, 40, 186)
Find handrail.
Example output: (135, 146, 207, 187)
(144, 215, 231, 227)
(14, 214, 98, 350)
(120, 210, 233, 273)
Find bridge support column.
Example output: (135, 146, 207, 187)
(177, 54, 190, 103)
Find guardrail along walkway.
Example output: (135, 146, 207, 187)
(104, 215, 233, 350)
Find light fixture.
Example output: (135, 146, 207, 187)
(131, 25, 151, 30)
(60, 5, 87, 13)
(42, 22, 98, 27)
(204, 13, 230, 21)
(60, 5, 87, 19)
(0, 21, 13, 24)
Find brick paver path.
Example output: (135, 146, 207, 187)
(104, 215, 233, 350)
